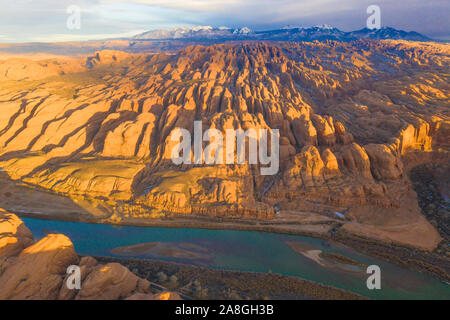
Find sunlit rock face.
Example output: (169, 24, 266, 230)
(0, 211, 163, 300)
(0, 209, 34, 259)
(0, 233, 79, 299)
(0, 40, 448, 249)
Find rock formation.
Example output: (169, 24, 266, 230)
(0, 209, 34, 259)
(0, 40, 448, 251)
(0, 211, 178, 300)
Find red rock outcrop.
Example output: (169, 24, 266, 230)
(0, 211, 174, 300)
(0, 209, 34, 259)
(0, 233, 79, 299)
(75, 262, 151, 300)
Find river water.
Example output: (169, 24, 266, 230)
(23, 217, 450, 300)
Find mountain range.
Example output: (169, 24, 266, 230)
(133, 25, 432, 42)
(0, 25, 435, 58)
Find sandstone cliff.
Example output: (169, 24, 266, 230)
(0, 40, 448, 250)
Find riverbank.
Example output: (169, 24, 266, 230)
(92, 255, 367, 300)
(15, 209, 450, 283)
(21, 216, 450, 299)
(1, 174, 448, 284)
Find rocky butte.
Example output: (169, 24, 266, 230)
(0, 40, 448, 258)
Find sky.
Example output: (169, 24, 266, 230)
(0, 0, 449, 43)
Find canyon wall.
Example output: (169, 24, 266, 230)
(0, 41, 448, 249)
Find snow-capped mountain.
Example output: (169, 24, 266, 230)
(347, 27, 431, 41)
(234, 27, 253, 35)
(133, 25, 432, 42)
(313, 24, 336, 30)
(134, 26, 253, 40)
(253, 25, 346, 41)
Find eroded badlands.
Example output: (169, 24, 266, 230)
(0, 40, 448, 251)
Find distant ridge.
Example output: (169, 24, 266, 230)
(133, 25, 432, 42)
(0, 25, 435, 57)
(348, 27, 432, 41)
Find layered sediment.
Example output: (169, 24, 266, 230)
(0, 40, 448, 251)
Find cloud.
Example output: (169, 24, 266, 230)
(0, 0, 448, 42)
(29, 29, 147, 42)
(100, 0, 354, 18)
(106, 0, 243, 12)
(97, 0, 450, 36)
